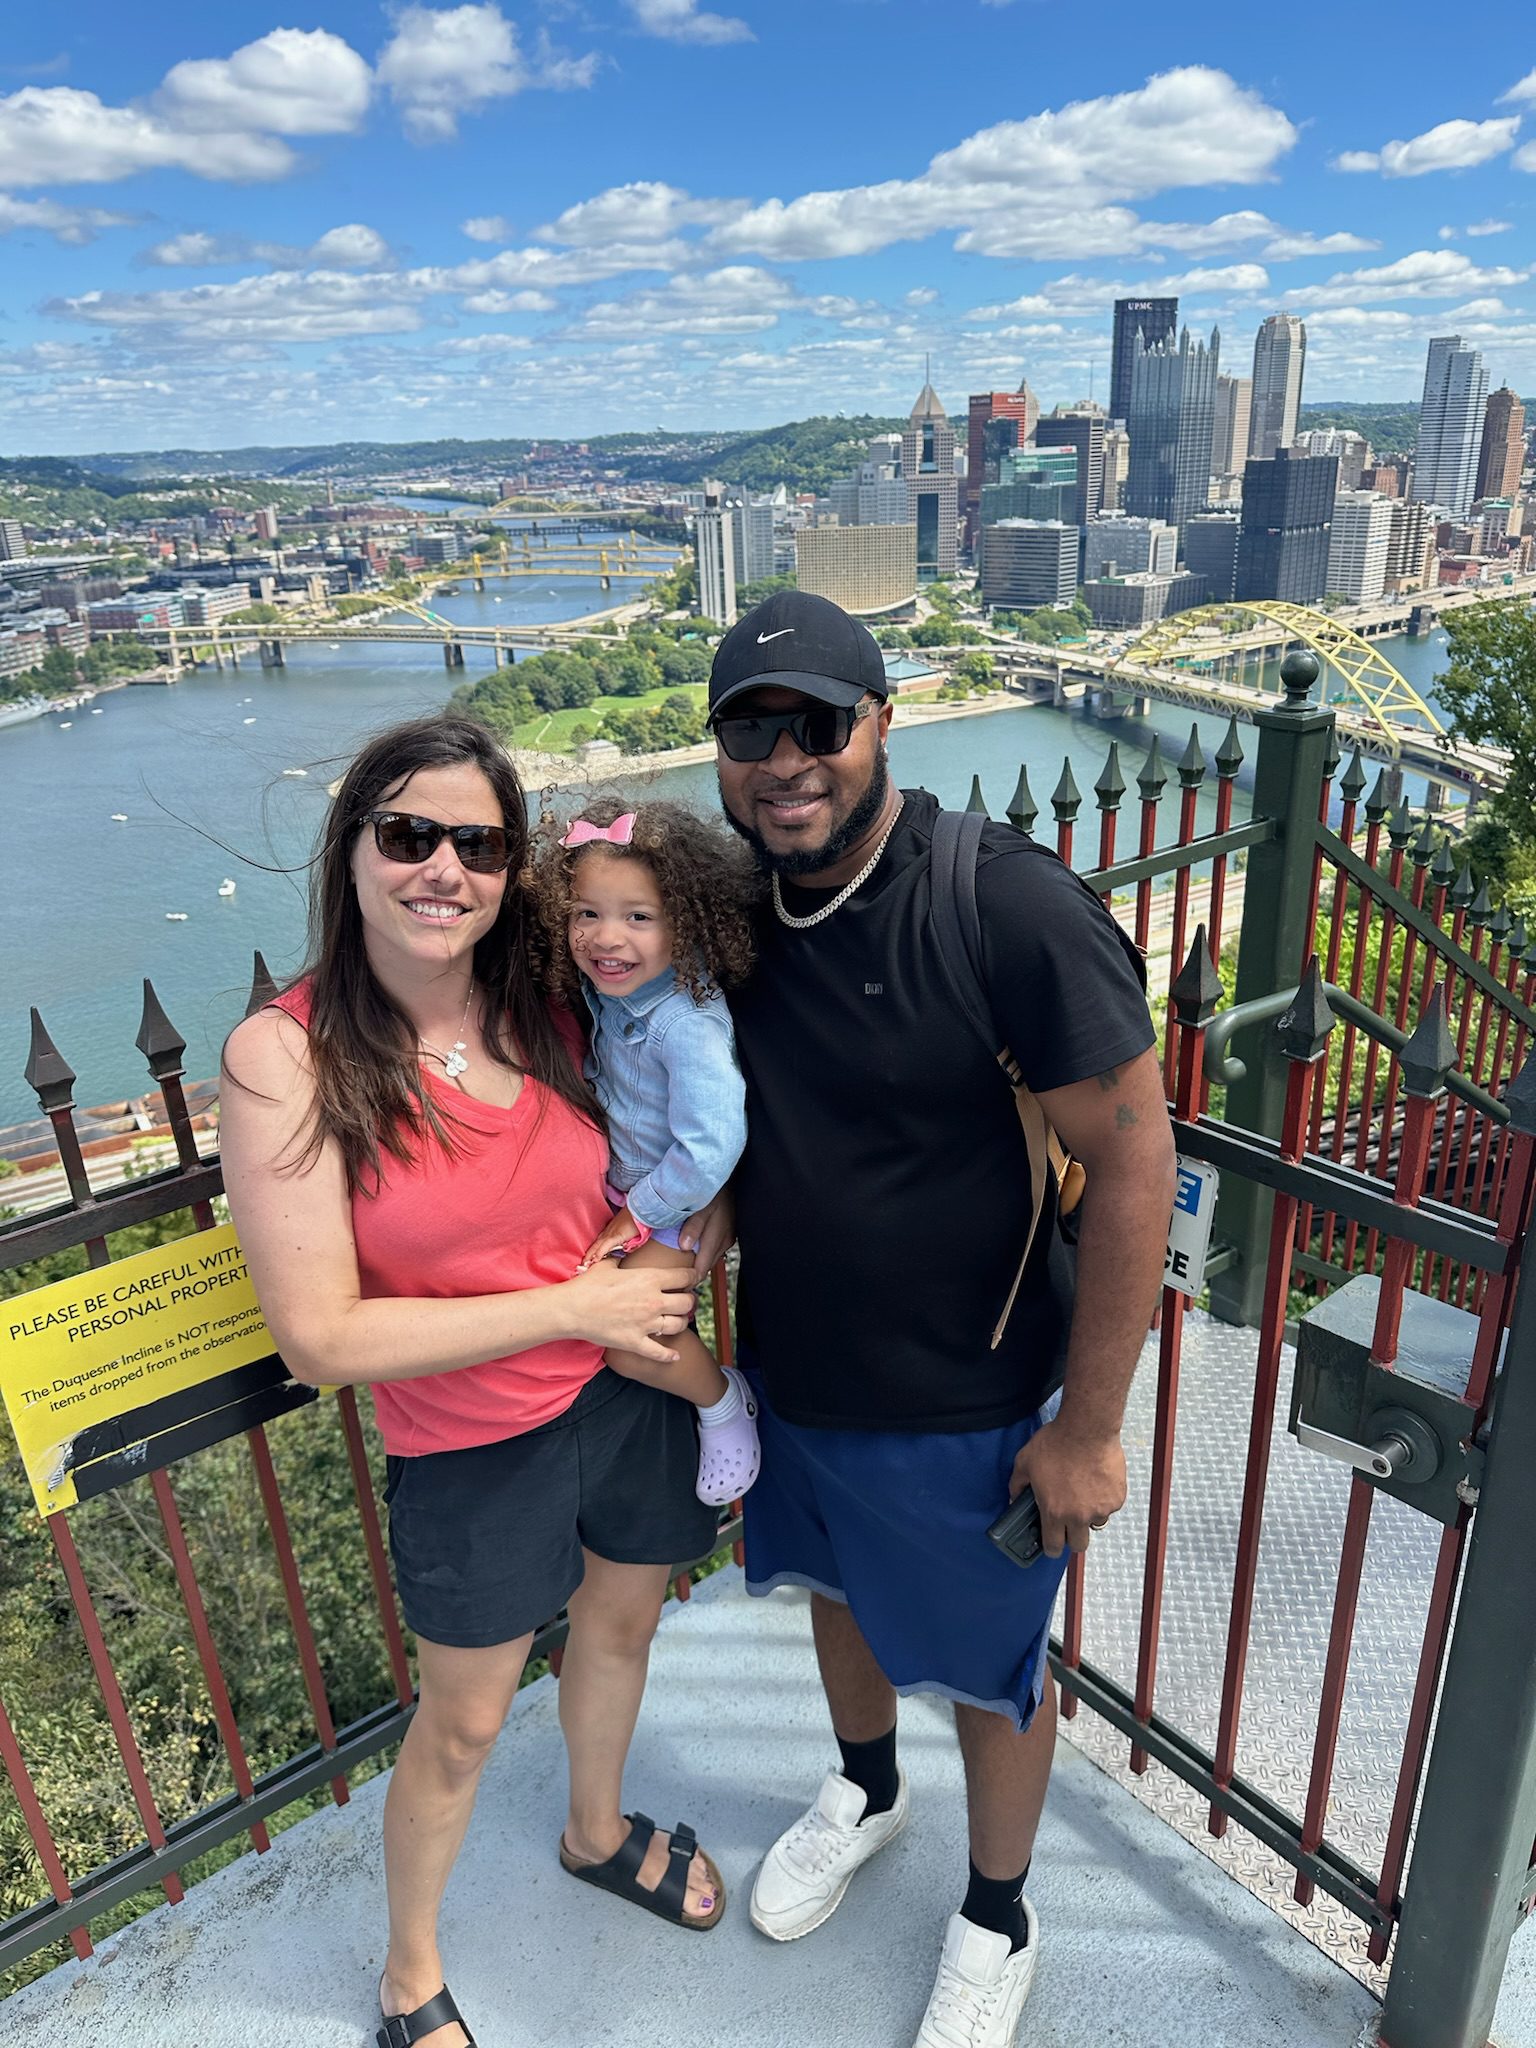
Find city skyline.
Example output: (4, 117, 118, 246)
(0, 6, 1534, 452)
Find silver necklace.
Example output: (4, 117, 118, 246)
(771, 800, 905, 930)
(420, 986, 475, 1080)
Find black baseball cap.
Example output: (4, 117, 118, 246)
(708, 590, 890, 718)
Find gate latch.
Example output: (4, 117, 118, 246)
(1290, 1276, 1486, 1526)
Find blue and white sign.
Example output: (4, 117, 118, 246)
(1165, 1158, 1220, 1298)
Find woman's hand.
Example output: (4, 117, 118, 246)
(561, 1259, 697, 1364)
(680, 1187, 735, 1284)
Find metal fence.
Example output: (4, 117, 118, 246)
(2, 662, 1535, 2047)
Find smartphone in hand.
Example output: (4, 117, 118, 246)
(987, 1487, 1044, 1569)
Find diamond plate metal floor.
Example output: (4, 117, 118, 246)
(1062, 1303, 1536, 2034)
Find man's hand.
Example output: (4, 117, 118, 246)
(680, 1187, 735, 1284)
(577, 1205, 645, 1272)
(1008, 1418, 1128, 1558)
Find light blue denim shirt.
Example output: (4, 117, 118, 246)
(580, 966, 746, 1232)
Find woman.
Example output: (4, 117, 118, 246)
(221, 714, 728, 2048)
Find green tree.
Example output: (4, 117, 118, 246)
(952, 651, 996, 691)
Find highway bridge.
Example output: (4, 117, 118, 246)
(149, 593, 650, 670)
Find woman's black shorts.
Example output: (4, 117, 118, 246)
(382, 1369, 721, 1649)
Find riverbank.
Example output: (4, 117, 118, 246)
(515, 685, 1044, 788)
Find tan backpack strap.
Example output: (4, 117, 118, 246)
(992, 1067, 1052, 1350)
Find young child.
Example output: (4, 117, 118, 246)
(534, 795, 762, 1506)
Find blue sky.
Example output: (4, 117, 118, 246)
(0, 2, 1532, 454)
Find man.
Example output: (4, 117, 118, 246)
(710, 589, 1175, 2048)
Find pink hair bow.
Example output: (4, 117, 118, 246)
(561, 811, 637, 849)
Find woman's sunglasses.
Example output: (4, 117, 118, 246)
(362, 810, 514, 875)
(709, 697, 876, 764)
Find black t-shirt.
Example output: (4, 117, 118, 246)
(731, 789, 1156, 1432)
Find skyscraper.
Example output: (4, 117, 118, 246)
(695, 481, 738, 628)
(1183, 512, 1241, 603)
(1248, 316, 1307, 460)
(1412, 336, 1489, 518)
(1475, 386, 1527, 504)
(1125, 327, 1220, 535)
(1212, 375, 1253, 476)
(1235, 449, 1338, 603)
(1035, 411, 1105, 529)
(1110, 298, 1178, 426)
(902, 372, 958, 578)
(1326, 491, 1394, 604)
(964, 379, 1039, 550)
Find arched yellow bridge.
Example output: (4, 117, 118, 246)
(1105, 602, 1441, 757)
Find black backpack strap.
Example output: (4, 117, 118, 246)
(927, 808, 996, 1059)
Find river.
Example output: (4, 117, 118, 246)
(4, 570, 1455, 1130)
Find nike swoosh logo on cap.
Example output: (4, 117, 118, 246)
(757, 628, 795, 643)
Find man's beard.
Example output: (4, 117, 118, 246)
(721, 745, 892, 879)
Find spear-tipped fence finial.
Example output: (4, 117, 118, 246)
(1051, 758, 1082, 824)
(1094, 742, 1126, 811)
(246, 950, 280, 1019)
(1322, 723, 1341, 783)
(1431, 839, 1457, 894)
(1006, 765, 1037, 836)
(1365, 768, 1392, 826)
(1170, 925, 1224, 1026)
(24, 1009, 77, 1112)
(1388, 800, 1414, 851)
(1215, 716, 1244, 780)
(1411, 815, 1438, 869)
(1339, 748, 1368, 806)
(1400, 983, 1457, 1099)
(135, 979, 187, 1081)
(966, 774, 989, 817)
(1277, 956, 1335, 1063)
(1177, 724, 1206, 789)
(1137, 735, 1167, 804)
(1451, 862, 1476, 912)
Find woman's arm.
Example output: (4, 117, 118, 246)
(219, 1010, 695, 1386)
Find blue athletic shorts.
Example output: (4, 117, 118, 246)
(740, 1356, 1069, 1731)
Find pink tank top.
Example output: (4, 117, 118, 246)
(270, 982, 610, 1457)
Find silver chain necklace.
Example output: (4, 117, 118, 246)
(771, 800, 905, 931)
(419, 985, 475, 1081)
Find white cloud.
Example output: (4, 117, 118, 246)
(462, 214, 514, 242)
(1517, 141, 1536, 173)
(0, 84, 297, 186)
(1284, 248, 1531, 307)
(1499, 68, 1536, 105)
(624, 0, 753, 45)
(51, 270, 435, 344)
(376, 4, 597, 143)
(460, 288, 557, 312)
(438, 332, 533, 352)
(905, 287, 938, 306)
(153, 28, 372, 137)
(1467, 218, 1514, 235)
(1260, 228, 1379, 258)
(143, 223, 394, 269)
(572, 266, 797, 336)
(1334, 117, 1520, 178)
(537, 181, 748, 246)
(968, 261, 1268, 322)
(708, 67, 1296, 262)
(0, 193, 136, 243)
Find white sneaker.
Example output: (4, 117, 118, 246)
(749, 1768, 909, 1941)
(911, 1906, 1041, 2048)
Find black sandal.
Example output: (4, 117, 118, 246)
(376, 1982, 478, 2047)
(559, 1811, 726, 1930)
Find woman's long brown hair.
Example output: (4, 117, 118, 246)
(288, 712, 598, 1192)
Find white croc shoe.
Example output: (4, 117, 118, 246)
(749, 1768, 909, 1942)
(911, 1904, 1041, 2048)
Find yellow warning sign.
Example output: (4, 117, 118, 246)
(0, 1223, 278, 1515)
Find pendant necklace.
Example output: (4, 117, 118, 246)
(771, 799, 905, 931)
(421, 986, 475, 1081)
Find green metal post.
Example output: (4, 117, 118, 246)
(1207, 652, 1336, 1326)
(1379, 1069, 1536, 2048)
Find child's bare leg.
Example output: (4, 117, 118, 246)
(603, 1238, 728, 1407)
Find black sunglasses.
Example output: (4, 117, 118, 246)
(709, 697, 876, 764)
(362, 810, 514, 874)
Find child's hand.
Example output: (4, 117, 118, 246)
(579, 1206, 645, 1271)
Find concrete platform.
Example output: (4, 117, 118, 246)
(5, 1569, 1385, 2048)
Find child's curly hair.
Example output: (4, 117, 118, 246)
(531, 794, 761, 1005)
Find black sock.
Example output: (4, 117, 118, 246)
(835, 1724, 899, 1819)
(961, 1857, 1031, 1952)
